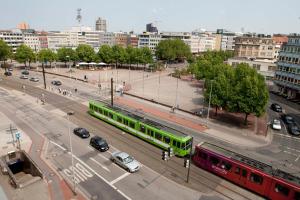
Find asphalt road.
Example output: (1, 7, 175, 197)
(0, 72, 263, 200)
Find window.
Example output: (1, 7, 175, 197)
(221, 161, 232, 171)
(209, 156, 219, 165)
(235, 167, 240, 174)
(129, 121, 135, 128)
(117, 116, 122, 123)
(275, 183, 289, 196)
(164, 136, 170, 144)
(140, 125, 145, 133)
(155, 132, 162, 140)
(176, 141, 181, 148)
(104, 110, 108, 116)
(250, 173, 263, 185)
(109, 113, 113, 119)
(242, 169, 247, 177)
(294, 191, 300, 200)
(199, 152, 207, 160)
(124, 119, 128, 126)
(98, 108, 103, 114)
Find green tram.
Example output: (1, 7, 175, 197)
(89, 100, 192, 157)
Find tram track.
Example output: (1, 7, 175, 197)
(0, 77, 263, 200)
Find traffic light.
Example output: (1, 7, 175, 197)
(184, 158, 190, 168)
(168, 147, 174, 157)
(162, 151, 168, 161)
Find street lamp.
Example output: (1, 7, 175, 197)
(67, 111, 76, 194)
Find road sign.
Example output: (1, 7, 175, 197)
(15, 132, 20, 140)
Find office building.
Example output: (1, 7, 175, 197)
(96, 17, 107, 32)
(146, 23, 158, 33)
(0, 30, 23, 53)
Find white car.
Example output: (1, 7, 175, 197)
(111, 151, 140, 173)
(272, 119, 282, 130)
(30, 77, 39, 82)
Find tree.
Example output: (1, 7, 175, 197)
(126, 46, 135, 69)
(140, 47, 153, 66)
(15, 44, 35, 67)
(38, 49, 56, 67)
(0, 40, 11, 68)
(57, 47, 77, 67)
(111, 45, 125, 68)
(98, 45, 113, 64)
(76, 44, 96, 62)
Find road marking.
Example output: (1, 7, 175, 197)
(90, 157, 110, 172)
(285, 147, 300, 153)
(283, 150, 298, 157)
(97, 153, 109, 161)
(62, 163, 92, 184)
(50, 140, 67, 151)
(50, 140, 132, 200)
(274, 133, 300, 141)
(295, 155, 300, 162)
(87, 146, 94, 151)
(110, 172, 130, 185)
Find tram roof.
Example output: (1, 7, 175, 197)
(99, 103, 189, 138)
(200, 142, 300, 186)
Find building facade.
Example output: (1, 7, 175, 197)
(95, 17, 107, 32)
(138, 32, 162, 52)
(234, 34, 277, 59)
(274, 34, 300, 99)
(0, 30, 23, 53)
(146, 23, 158, 33)
(23, 32, 40, 53)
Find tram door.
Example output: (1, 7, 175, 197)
(234, 166, 248, 186)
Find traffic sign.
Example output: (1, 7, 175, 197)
(15, 132, 20, 139)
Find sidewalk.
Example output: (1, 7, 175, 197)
(115, 95, 272, 148)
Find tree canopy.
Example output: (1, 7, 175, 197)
(38, 49, 56, 67)
(155, 39, 191, 62)
(76, 44, 96, 62)
(57, 47, 78, 64)
(15, 44, 35, 67)
(0, 40, 11, 63)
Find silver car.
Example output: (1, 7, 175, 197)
(30, 77, 39, 82)
(111, 151, 140, 173)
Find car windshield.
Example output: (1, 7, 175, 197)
(286, 116, 294, 121)
(97, 139, 106, 145)
(273, 120, 280, 125)
(123, 156, 133, 164)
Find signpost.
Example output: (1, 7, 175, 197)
(15, 132, 21, 150)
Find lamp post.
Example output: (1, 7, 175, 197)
(67, 111, 76, 194)
(207, 80, 214, 124)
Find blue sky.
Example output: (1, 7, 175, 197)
(1, 0, 299, 34)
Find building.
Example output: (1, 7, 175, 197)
(234, 34, 276, 59)
(138, 32, 162, 52)
(47, 31, 70, 52)
(96, 17, 107, 32)
(0, 30, 23, 53)
(115, 32, 128, 47)
(100, 32, 116, 47)
(37, 31, 48, 49)
(272, 34, 288, 59)
(146, 23, 158, 33)
(22, 30, 40, 53)
(127, 33, 139, 48)
(227, 57, 276, 79)
(17, 22, 30, 30)
(215, 29, 238, 51)
(198, 32, 217, 52)
(274, 34, 300, 99)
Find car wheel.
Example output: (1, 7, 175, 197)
(126, 168, 131, 173)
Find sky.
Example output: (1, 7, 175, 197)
(1, 0, 299, 34)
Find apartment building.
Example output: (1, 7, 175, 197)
(0, 30, 23, 53)
(274, 34, 300, 99)
(23, 31, 40, 53)
(138, 32, 162, 52)
(215, 29, 238, 51)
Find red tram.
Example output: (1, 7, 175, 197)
(193, 142, 300, 200)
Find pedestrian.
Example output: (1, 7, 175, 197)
(58, 88, 61, 93)
(74, 88, 77, 93)
(69, 91, 72, 97)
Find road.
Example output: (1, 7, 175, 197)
(0, 71, 263, 200)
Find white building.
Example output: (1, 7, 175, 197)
(96, 17, 107, 32)
(23, 33, 40, 53)
(100, 32, 116, 46)
(198, 32, 217, 52)
(0, 29, 23, 53)
(227, 57, 277, 79)
(138, 32, 162, 52)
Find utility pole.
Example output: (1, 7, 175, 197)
(111, 78, 114, 107)
(42, 62, 46, 89)
(6, 124, 17, 147)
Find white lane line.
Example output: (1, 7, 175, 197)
(90, 158, 110, 172)
(49, 140, 131, 200)
(295, 155, 300, 162)
(274, 133, 300, 140)
(107, 150, 113, 154)
(98, 153, 110, 161)
(109, 146, 118, 152)
(50, 140, 67, 151)
(283, 150, 298, 157)
(285, 147, 300, 153)
(87, 146, 94, 151)
(110, 172, 130, 185)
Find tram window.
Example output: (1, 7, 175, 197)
(124, 119, 128, 126)
(235, 167, 240, 174)
(104, 110, 108, 116)
(164, 136, 170, 144)
(275, 183, 289, 196)
(242, 169, 247, 177)
(176, 141, 181, 148)
(90, 104, 93, 109)
(109, 113, 114, 119)
(94, 107, 98, 112)
(172, 140, 176, 147)
(129, 121, 135, 128)
(221, 161, 232, 171)
(140, 125, 145, 133)
(250, 173, 263, 185)
(117, 116, 122, 123)
(150, 130, 154, 137)
(294, 191, 300, 200)
(98, 108, 103, 114)
(210, 156, 219, 165)
(155, 132, 162, 140)
(199, 152, 207, 160)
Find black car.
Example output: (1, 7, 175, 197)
(4, 71, 12, 76)
(73, 127, 90, 138)
(270, 103, 282, 112)
(287, 123, 300, 136)
(281, 114, 295, 125)
(90, 136, 109, 152)
(51, 80, 62, 86)
(21, 70, 29, 75)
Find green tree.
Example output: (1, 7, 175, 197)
(57, 47, 77, 67)
(0, 40, 12, 68)
(15, 44, 35, 67)
(140, 47, 153, 66)
(76, 44, 95, 62)
(98, 45, 113, 64)
(126, 46, 136, 69)
(38, 49, 56, 67)
(111, 45, 125, 68)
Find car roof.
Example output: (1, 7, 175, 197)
(116, 152, 130, 159)
(92, 136, 103, 140)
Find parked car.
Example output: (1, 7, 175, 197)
(73, 127, 90, 138)
(21, 70, 29, 75)
(271, 119, 281, 130)
(30, 77, 39, 82)
(270, 103, 282, 112)
(51, 80, 62, 86)
(281, 114, 295, 125)
(4, 71, 12, 76)
(20, 75, 29, 79)
(90, 136, 109, 152)
(111, 151, 140, 173)
(287, 123, 300, 136)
